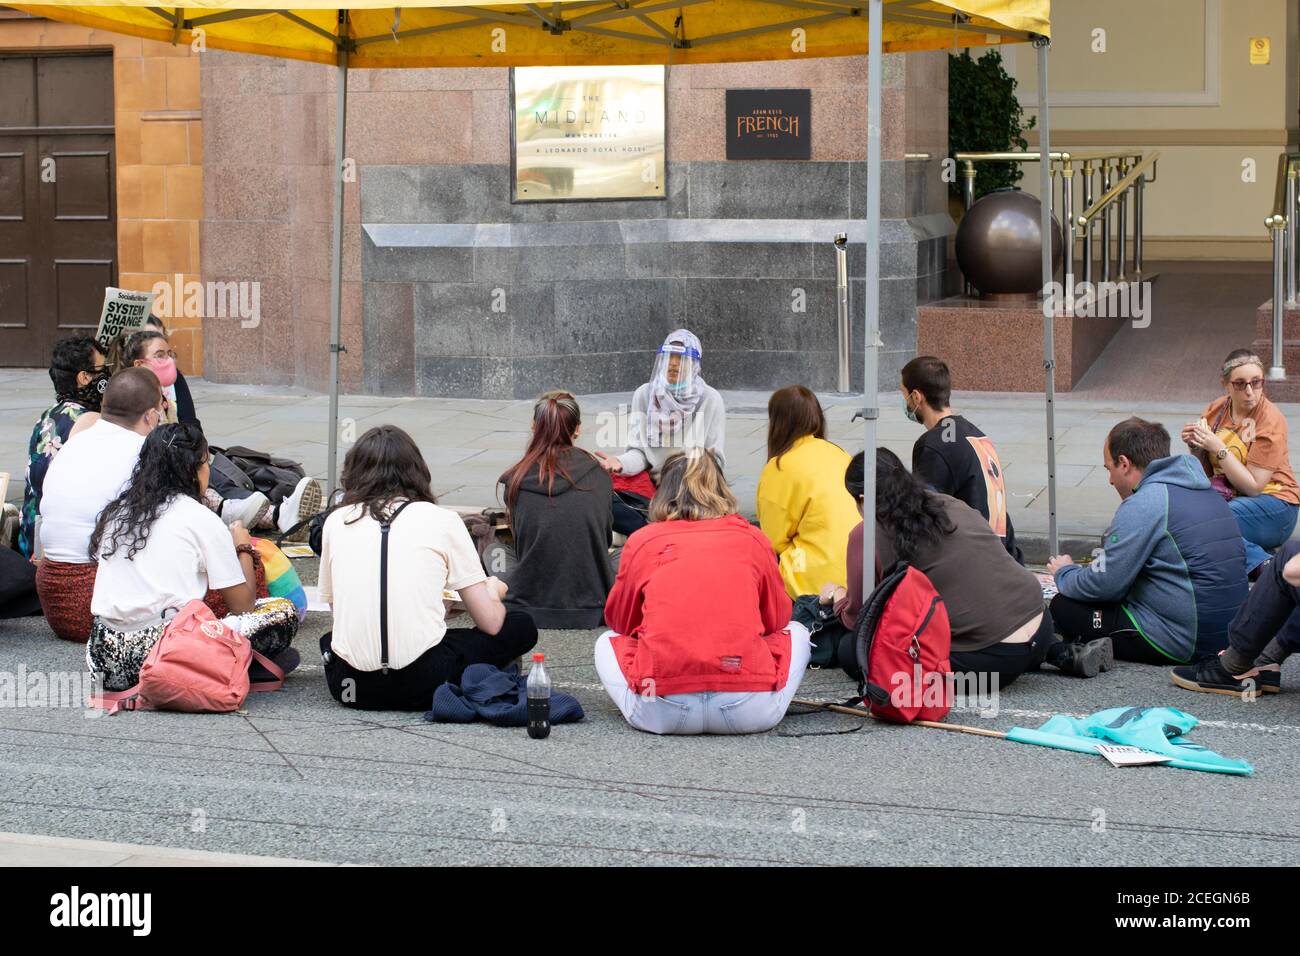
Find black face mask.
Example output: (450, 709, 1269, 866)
(70, 367, 111, 411)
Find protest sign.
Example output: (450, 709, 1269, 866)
(95, 287, 157, 347)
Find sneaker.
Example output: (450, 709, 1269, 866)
(219, 492, 270, 529)
(277, 477, 323, 541)
(1171, 658, 1281, 696)
(1055, 637, 1114, 678)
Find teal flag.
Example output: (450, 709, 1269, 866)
(1006, 706, 1253, 776)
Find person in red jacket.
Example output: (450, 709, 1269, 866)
(595, 449, 811, 734)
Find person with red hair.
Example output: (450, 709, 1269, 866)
(499, 391, 615, 628)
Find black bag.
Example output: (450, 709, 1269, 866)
(791, 593, 850, 669)
(210, 445, 306, 505)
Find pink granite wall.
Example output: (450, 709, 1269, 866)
(201, 52, 948, 391)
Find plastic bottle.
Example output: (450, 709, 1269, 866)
(526, 653, 551, 739)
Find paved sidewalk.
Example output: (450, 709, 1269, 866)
(0, 831, 337, 867)
(7, 367, 1298, 557)
(4, 369, 1300, 866)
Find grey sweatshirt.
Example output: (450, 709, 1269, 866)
(616, 383, 727, 479)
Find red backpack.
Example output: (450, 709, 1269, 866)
(91, 600, 283, 715)
(851, 563, 952, 723)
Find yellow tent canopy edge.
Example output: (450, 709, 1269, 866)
(7, 1, 1048, 68)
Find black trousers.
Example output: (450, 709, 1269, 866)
(322, 610, 538, 711)
(1226, 540, 1300, 661)
(949, 613, 1054, 690)
(611, 498, 649, 537)
(1048, 594, 1173, 664)
(0, 546, 41, 619)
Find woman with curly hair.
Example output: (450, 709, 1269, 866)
(832, 449, 1103, 687)
(86, 423, 299, 691)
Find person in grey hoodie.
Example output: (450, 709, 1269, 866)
(594, 329, 727, 535)
(1047, 417, 1248, 664)
(498, 392, 614, 629)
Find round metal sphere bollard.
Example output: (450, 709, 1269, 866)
(955, 187, 1063, 297)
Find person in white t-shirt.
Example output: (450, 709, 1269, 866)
(34, 368, 162, 642)
(86, 423, 300, 691)
(319, 425, 538, 711)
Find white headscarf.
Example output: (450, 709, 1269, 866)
(646, 329, 705, 448)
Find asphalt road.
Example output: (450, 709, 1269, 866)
(1, 595, 1297, 866)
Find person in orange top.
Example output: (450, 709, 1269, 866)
(1182, 349, 1300, 573)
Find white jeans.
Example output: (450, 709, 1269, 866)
(593, 622, 811, 735)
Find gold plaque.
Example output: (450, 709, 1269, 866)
(1250, 37, 1270, 65)
(511, 65, 666, 202)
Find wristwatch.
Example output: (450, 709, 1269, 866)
(1215, 448, 1230, 462)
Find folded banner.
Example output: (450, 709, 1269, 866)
(1006, 706, 1253, 776)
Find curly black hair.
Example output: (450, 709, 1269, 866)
(89, 423, 209, 561)
(49, 335, 102, 400)
(845, 448, 954, 563)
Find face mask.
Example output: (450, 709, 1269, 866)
(903, 394, 920, 424)
(666, 379, 689, 393)
(145, 356, 178, 388)
(73, 368, 110, 411)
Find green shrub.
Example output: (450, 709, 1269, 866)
(948, 48, 1036, 200)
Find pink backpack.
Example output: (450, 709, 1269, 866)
(91, 600, 283, 715)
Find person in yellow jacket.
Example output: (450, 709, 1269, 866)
(757, 386, 862, 599)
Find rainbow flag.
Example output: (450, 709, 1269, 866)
(253, 538, 308, 621)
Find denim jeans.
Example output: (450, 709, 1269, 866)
(594, 623, 811, 734)
(1228, 493, 1299, 572)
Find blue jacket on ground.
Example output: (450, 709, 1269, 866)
(1054, 454, 1247, 662)
(426, 664, 585, 727)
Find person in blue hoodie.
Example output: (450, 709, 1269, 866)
(1047, 417, 1248, 665)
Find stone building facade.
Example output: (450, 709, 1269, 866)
(198, 52, 952, 398)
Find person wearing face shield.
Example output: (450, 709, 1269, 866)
(594, 330, 727, 537)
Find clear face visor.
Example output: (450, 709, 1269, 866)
(652, 343, 700, 393)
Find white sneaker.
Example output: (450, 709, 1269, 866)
(220, 492, 270, 529)
(278, 476, 323, 540)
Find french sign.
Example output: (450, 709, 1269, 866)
(726, 88, 811, 160)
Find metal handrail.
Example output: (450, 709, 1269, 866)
(953, 148, 1158, 292)
(1076, 152, 1161, 225)
(1270, 153, 1300, 308)
(954, 149, 1141, 164)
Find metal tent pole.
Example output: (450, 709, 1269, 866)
(862, 0, 882, 590)
(1037, 36, 1058, 556)
(326, 22, 349, 499)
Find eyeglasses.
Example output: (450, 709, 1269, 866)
(146, 350, 178, 361)
(1230, 378, 1265, 392)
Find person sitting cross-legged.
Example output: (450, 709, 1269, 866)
(901, 355, 1022, 562)
(35, 368, 164, 642)
(319, 425, 538, 711)
(86, 424, 300, 692)
(596, 449, 811, 735)
(1048, 417, 1248, 666)
(1170, 541, 1299, 696)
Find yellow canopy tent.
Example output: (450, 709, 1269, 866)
(10, 0, 1056, 576)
